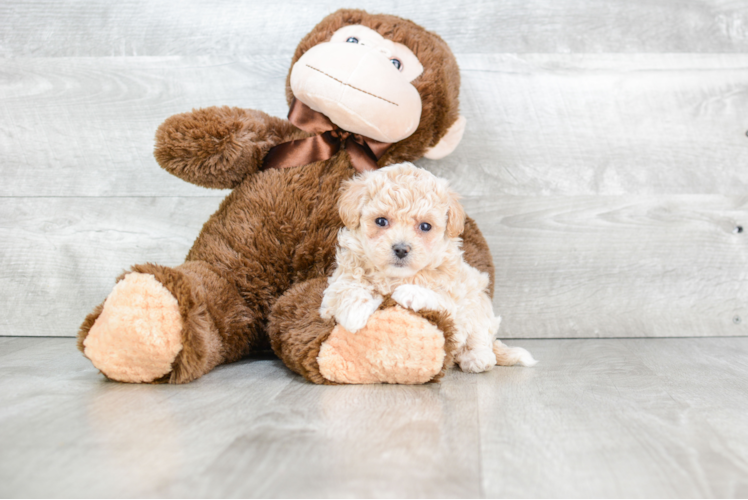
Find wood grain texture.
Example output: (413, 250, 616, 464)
(1, 337, 747, 497)
(477, 338, 748, 498)
(465, 195, 748, 338)
(0, 56, 287, 197)
(2, 2, 747, 341)
(426, 53, 748, 196)
(2, 196, 745, 338)
(0, 197, 224, 336)
(2, 54, 748, 197)
(1, 0, 748, 57)
(172, 374, 482, 498)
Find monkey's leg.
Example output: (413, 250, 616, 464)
(268, 278, 457, 385)
(78, 261, 258, 384)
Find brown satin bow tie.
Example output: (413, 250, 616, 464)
(262, 98, 391, 173)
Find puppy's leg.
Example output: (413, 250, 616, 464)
(448, 294, 497, 373)
(457, 347, 497, 373)
(335, 290, 383, 333)
(454, 279, 537, 370)
(455, 326, 498, 373)
(321, 283, 382, 334)
(392, 284, 443, 311)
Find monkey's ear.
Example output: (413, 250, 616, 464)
(446, 189, 466, 238)
(423, 115, 467, 160)
(338, 176, 370, 229)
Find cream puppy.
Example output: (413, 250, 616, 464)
(320, 162, 536, 373)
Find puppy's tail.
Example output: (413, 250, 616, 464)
(493, 340, 537, 367)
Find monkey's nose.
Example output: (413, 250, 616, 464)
(392, 243, 410, 259)
(375, 45, 392, 58)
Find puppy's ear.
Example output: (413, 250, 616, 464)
(446, 189, 466, 238)
(338, 176, 369, 229)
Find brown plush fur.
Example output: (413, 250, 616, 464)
(154, 107, 310, 189)
(77, 9, 494, 384)
(78, 302, 104, 353)
(267, 278, 338, 384)
(460, 217, 495, 298)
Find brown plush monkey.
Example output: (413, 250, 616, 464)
(77, 9, 495, 384)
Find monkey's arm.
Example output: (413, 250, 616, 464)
(154, 106, 307, 189)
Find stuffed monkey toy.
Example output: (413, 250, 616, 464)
(78, 9, 495, 384)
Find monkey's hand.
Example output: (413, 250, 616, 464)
(154, 106, 306, 189)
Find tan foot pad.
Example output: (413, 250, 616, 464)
(318, 306, 445, 384)
(84, 273, 183, 383)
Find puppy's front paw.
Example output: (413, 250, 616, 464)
(457, 348, 497, 373)
(335, 295, 383, 333)
(392, 284, 442, 312)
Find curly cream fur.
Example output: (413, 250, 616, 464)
(321, 162, 536, 372)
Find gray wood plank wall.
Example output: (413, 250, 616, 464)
(1, 0, 746, 338)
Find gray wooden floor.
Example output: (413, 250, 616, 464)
(1, 336, 747, 498)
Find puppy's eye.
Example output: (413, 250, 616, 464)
(390, 58, 402, 70)
(375, 217, 389, 227)
(419, 222, 432, 232)
(346, 37, 359, 44)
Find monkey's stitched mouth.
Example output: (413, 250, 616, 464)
(305, 64, 399, 106)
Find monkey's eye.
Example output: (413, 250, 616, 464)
(390, 58, 402, 70)
(375, 217, 389, 227)
(346, 37, 359, 43)
(419, 222, 432, 232)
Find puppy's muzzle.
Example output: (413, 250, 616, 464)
(392, 243, 411, 260)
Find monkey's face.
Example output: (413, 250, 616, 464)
(290, 25, 424, 143)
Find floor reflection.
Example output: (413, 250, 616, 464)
(86, 382, 182, 495)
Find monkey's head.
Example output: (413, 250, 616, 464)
(285, 9, 465, 164)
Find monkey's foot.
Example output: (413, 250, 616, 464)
(317, 306, 447, 384)
(82, 273, 183, 383)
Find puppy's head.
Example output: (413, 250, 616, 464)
(338, 162, 465, 278)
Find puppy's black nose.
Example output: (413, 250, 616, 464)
(392, 243, 410, 259)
